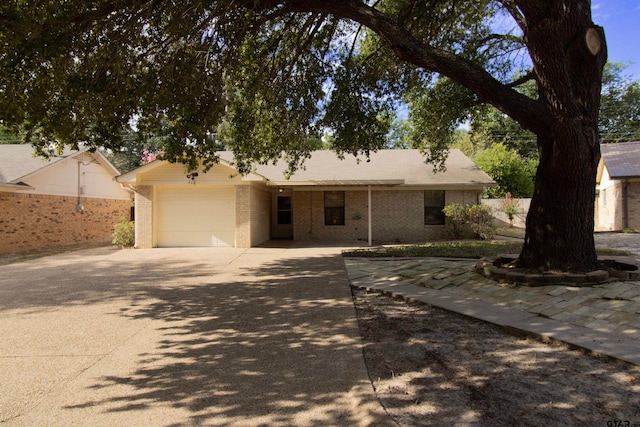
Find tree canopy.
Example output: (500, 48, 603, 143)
(0, 1, 609, 271)
(0, 124, 23, 144)
(1, 0, 547, 172)
(474, 143, 536, 198)
(599, 63, 640, 143)
(457, 62, 640, 160)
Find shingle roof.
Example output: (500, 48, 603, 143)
(601, 142, 640, 179)
(0, 145, 70, 184)
(117, 148, 496, 188)
(224, 149, 495, 187)
(0, 145, 120, 188)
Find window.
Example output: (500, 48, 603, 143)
(324, 191, 345, 226)
(424, 190, 445, 225)
(277, 196, 292, 225)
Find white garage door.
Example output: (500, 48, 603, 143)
(156, 187, 236, 247)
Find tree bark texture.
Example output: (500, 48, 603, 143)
(516, 1, 607, 272)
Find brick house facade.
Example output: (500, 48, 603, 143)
(596, 142, 640, 231)
(119, 149, 495, 248)
(290, 189, 479, 243)
(0, 193, 130, 255)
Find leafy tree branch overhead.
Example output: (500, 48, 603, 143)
(0, 1, 607, 272)
(1, 0, 541, 167)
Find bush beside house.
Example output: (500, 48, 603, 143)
(443, 203, 496, 240)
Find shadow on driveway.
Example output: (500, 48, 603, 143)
(0, 247, 391, 426)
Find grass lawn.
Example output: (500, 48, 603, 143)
(495, 227, 525, 239)
(343, 240, 522, 258)
(343, 240, 631, 259)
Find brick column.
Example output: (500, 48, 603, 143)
(135, 186, 153, 248)
(235, 185, 251, 248)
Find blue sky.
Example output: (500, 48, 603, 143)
(593, 1, 640, 79)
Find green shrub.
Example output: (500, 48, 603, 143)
(622, 228, 637, 234)
(112, 220, 135, 248)
(442, 203, 468, 239)
(474, 143, 536, 198)
(466, 204, 496, 240)
(443, 204, 495, 240)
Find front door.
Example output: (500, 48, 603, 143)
(272, 194, 293, 239)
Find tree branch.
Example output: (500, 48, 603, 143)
(499, 0, 527, 33)
(276, 0, 551, 138)
(506, 71, 535, 88)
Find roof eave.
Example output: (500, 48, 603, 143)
(82, 150, 121, 176)
(8, 147, 121, 184)
(607, 174, 640, 180)
(266, 179, 405, 187)
(267, 180, 495, 188)
(116, 160, 163, 184)
(116, 156, 270, 184)
(0, 182, 35, 192)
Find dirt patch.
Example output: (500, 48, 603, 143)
(352, 288, 640, 426)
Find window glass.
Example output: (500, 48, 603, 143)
(277, 196, 291, 210)
(324, 191, 345, 225)
(424, 190, 446, 225)
(277, 211, 292, 225)
(277, 196, 292, 225)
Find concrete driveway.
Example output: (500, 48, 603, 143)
(0, 245, 392, 426)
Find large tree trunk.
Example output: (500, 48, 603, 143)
(516, 1, 607, 272)
(519, 134, 599, 272)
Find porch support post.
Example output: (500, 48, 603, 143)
(368, 185, 372, 246)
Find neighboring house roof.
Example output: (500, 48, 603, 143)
(118, 149, 496, 188)
(600, 142, 640, 179)
(0, 144, 58, 186)
(0, 144, 121, 192)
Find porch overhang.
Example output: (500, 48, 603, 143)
(266, 179, 405, 187)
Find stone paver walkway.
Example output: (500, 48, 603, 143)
(345, 257, 640, 365)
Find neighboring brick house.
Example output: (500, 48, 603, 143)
(596, 142, 640, 231)
(117, 149, 495, 248)
(0, 145, 132, 255)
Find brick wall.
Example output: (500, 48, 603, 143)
(235, 186, 251, 248)
(0, 192, 130, 255)
(134, 186, 153, 248)
(249, 186, 271, 246)
(292, 189, 477, 244)
(595, 179, 640, 231)
(626, 181, 640, 230)
(372, 190, 424, 242)
(236, 185, 272, 248)
(598, 180, 623, 231)
(293, 190, 370, 242)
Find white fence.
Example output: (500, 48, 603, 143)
(481, 198, 531, 228)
